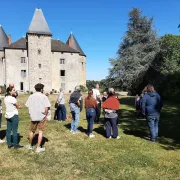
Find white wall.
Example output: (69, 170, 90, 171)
(5, 49, 28, 92)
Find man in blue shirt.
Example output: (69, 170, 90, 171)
(142, 85, 163, 142)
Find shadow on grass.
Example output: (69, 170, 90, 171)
(0, 130, 6, 139)
(119, 97, 180, 150)
(30, 134, 49, 147)
(0, 130, 23, 144)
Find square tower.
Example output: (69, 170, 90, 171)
(27, 8, 52, 92)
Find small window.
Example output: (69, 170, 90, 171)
(60, 70, 65, 76)
(38, 64, 42, 68)
(21, 57, 25, 63)
(38, 49, 41, 54)
(61, 83, 65, 90)
(21, 70, 26, 77)
(22, 50, 24, 52)
(60, 59, 65, 64)
(20, 82, 24, 91)
(61, 52, 63, 54)
(71, 53, 73, 55)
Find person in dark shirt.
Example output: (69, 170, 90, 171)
(142, 85, 163, 142)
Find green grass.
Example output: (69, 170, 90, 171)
(0, 94, 180, 180)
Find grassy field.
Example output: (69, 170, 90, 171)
(0, 94, 180, 180)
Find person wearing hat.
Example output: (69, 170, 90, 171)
(56, 88, 66, 121)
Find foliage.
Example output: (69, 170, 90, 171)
(160, 35, 180, 75)
(80, 85, 88, 92)
(0, 85, 6, 94)
(108, 8, 160, 93)
(86, 80, 100, 90)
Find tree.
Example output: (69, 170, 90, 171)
(108, 8, 160, 93)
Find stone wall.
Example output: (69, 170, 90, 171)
(80, 55, 86, 87)
(52, 52, 83, 93)
(4, 49, 28, 91)
(27, 35, 52, 92)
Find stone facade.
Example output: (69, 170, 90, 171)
(27, 34, 52, 92)
(0, 44, 86, 93)
(0, 9, 86, 93)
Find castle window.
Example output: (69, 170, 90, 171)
(60, 70, 65, 76)
(61, 83, 65, 90)
(60, 59, 65, 64)
(21, 70, 26, 77)
(38, 49, 41, 54)
(21, 57, 25, 63)
(61, 52, 63, 54)
(38, 64, 42, 68)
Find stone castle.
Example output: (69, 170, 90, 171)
(0, 8, 86, 93)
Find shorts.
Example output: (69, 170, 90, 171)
(30, 120, 46, 132)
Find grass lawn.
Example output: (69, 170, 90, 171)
(0, 94, 180, 180)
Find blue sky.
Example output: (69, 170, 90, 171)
(0, 0, 180, 80)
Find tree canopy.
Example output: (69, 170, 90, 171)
(108, 8, 160, 93)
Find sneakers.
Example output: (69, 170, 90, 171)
(35, 147, 45, 153)
(8, 145, 14, 149)
(89, 134, 95, 138)
(70, 129, 74, 133)
(116, 136, 121, 139)
(108, 136, 112, 139)
(0, 139, 5, 143)
(72, 130, 80, 134)
(25, 144, 33, 150)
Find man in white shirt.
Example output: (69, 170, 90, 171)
(92, 84, 101, 123)
(25, 83, 51, 153)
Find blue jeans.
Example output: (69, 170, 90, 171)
(6, 115, 19, 147)
(86, 108, 96, 134)
(71, 106, 80, 132)
(58, 104, 67, 121)
(105, 117, 118, 138)
(147, 116, 159, 141)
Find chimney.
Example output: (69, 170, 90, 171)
(8, 35, 12, 45)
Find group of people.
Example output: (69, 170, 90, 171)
(0, 82, 162, 153)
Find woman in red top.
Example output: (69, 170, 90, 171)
(85, 90, 97, 138)
(102, 88, 120, 139)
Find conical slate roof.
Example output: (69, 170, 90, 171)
(0, 25, 8, 50)
(66, 33, 85, 56)
(27, 8, 52, 36)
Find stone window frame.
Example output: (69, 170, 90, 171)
(60, 59, 65, 64)
(21, 57, 26, 63)
(21, 70, 26, 77)
(61, 83, 65, 90)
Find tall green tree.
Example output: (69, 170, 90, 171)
(108, 8, 160, 93)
